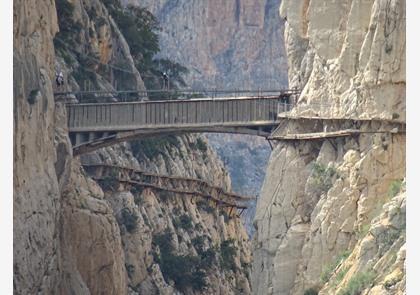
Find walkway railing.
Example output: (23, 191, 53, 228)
(67, 95, 294, 133)
(83, 163, 255, 211)
(55, 88, 300, 104)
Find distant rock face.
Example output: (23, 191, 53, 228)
(252, 0, 406, 294)
(125, 0, 288, 89)
(205, 134, 272, 237)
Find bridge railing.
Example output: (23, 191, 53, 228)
(55, 88, 300, 104)
(67, 95, 298, 132)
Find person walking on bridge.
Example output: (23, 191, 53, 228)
(56, 71, 64, 88)
(162, 72, 169, 91)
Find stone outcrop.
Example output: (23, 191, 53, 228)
(252, 0, 406, 294)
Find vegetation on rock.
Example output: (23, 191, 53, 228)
(310, 162, 337, 194)
(338, 271, 376, 295)
(320, 250, 351, 283)
(388, 179, 404, 198)
(152, 231, 208, 291)
(119, 208, 138, 233)
(173, 214, 193, 231)
(220, 239, 237, 272)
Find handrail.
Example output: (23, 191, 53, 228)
(83, 163, 256, 203)
(55, 88, 301, 104)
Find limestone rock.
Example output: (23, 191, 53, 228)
(252, 1, 405, 294)
(125, 0, 288, 89)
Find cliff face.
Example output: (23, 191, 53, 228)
(60, 136, 252, 294)
(14, 0, 251, 294)
(13, 0, 62, 293)
(252, 1, 406, 294)
(128, 0, 288, 89)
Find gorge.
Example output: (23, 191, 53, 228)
(13, 0, 406, 294)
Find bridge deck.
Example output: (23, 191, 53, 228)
(67, 96, 289, 132)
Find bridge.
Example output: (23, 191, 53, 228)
(56, 88, 405, 155)
(57, 89, 300, 155)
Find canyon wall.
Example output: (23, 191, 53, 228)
(252, 0, 406, 294)
(13, 0, 62, 292)
(127, 0, 288, 89)
(14, 0, 251, 293)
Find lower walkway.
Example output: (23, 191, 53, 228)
(83, 163, 255, 213)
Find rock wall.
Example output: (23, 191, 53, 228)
(79, 137, 252, 294)
(13, 0, 62, 293)
(252, 0, 406, 294)
(127, 0, 288, 89)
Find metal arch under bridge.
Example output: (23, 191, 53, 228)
(56, 89, 300, 155)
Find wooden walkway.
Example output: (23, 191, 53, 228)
(268, 117, 406, 141)
(83, 164, 255, 211)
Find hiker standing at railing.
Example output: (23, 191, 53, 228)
(162, 72, 169, 91)
(55, 71, 65, 89)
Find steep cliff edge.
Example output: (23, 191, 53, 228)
(252, 1, 406, 294)
(13, 0, 62, 292)
(14, 0, 251, 294)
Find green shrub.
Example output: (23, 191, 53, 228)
(338, 271, 376, 295)
(119, 208, 138, 233)
(55, 0, 75, 42)
(199, 247, 216, 270)
(158, 190, 171, 202)
(331, 267, 350, 288)
(190, 137, 208, 153)
(320, 250, 351, 283)
(388, 179, 404, 198)
(191, 236, 216, 269)
(98, 174, 119, 191)
(153, 230, 174, 253)
(220, 239, 237, 272)
(131, 186, 143, 196)
(102, 0, 189, 91)
(153, 230, 208, 291)
(304, 287, 319, 295)
(159, 253, 205, 291)
(192, 236, 206, 252)
(130, 135, 180, 159)
(356, 224, 371, 240)
(196, 200, 215, 214)
(173, 214, 193, 231)
(310, 162, 337, 194)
